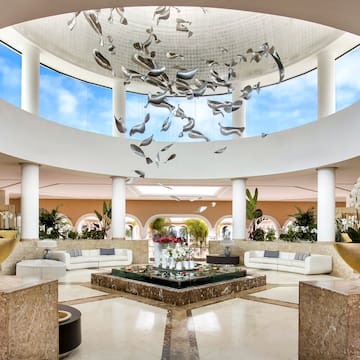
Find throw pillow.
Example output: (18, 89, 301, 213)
(100, 248, 115, 255)
(67, 249, 82, 257)
(264, 250, 279, 258)
(294, 252, 310, 261)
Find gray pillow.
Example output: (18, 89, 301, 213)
(295, 252, 310, 261)
(100, 248, 115, 255)
(264, 250, 279, 258)
(67, 249, 82, 257)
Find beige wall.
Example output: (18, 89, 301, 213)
(10, 198, 346, 231)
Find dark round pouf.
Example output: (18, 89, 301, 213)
(58, 304, 82, 358)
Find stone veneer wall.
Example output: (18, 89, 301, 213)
(0, 277, 58, 360)
(1, 239, 149, 275)
(209, 240, 358, 279)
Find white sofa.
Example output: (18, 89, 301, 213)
(244, 250, 332, 275)
(48, 248, 133, 270)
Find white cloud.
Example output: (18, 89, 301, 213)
(0, 57, 21, 88)
(58, 89, 78, 114)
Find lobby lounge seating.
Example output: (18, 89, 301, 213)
(244, 250, 332, 275)
(48, 248, 133, 270)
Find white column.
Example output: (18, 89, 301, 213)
(317, 50, 335, 119)
(4, 191, 10, 205)
(21, 163, 39, 240)
(112, 176, 126, 238)
(232, 82, 246, 137)
(112, 78, 126, 137)
(317, 167, 336, 242)
(21, 43, 40, 114)
(232, 178, 247, 240)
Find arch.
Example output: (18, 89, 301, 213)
(247, 214, 281, 239)
(144, 214, 213, 237)
(214, 215, 233, 240)
(282, 217, 296, 233)
(74, 213, 100, 233)
(125, 214, 143, 240)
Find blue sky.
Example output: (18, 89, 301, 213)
(0, 42, 359, 141)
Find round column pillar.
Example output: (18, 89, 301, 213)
(232, 81, 246, 138)
(318, 50, 335, 119)
(112, 78, 126, 137)
(232, 178, 247, 240)
(21, 163, 39, 240)
(21, 43, 40, 114)
(317, 167, 336, 242)
(111, 176, 126, 239)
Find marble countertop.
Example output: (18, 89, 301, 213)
(301, 279, 360, 295)
(0, 275, 53, 293)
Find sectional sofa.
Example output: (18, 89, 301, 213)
(48, 248, 133, 270)
(244, 250, 332, 275)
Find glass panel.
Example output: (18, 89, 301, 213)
(247, 70, 317, 136)
(336, 45, 360, 111)
(0, 42, 21, 107)
(40, 65, 112, 135)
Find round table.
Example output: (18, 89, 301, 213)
(58, 304, 82, 358)
(16, 259, 66, 280)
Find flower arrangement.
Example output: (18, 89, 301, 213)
(154, 236, 182, 244)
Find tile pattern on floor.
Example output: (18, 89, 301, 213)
(58, 268, 340, 360)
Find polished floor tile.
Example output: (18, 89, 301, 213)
(66, 298, 167, 360)
(58, 284, 109, 302)
(192, 298, 298, 360)
(59, 267, 112, 284)
(251, 286, 299, 304)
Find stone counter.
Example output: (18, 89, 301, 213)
(299, 280, 360, 360)
(0, 276, 58, 360)
(92, 272, 266, 306)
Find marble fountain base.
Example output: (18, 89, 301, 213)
(91, 265, 266, 306)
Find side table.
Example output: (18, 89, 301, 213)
(206, 254, 240, 265)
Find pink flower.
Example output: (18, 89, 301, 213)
(154, 237, 182, 243)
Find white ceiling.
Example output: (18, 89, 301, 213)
(0, 152, 357, 201)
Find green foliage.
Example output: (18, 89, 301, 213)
(149, 217, 171, 238)
(347, 227, 360, 243)
(185, 218, 209, 246)
(81, 228, 106, 239)
(253, 228, 265, 241)
(67, 230, 79, 240)
(94, 200, 112, 233)
(39, 207, 70, 239)
(246, 188, 263, 220)
(293, 207, 316, 227)
(246, 188, 264, 240)
(280, 226, 298, 242)
(265, 229, 276, 241)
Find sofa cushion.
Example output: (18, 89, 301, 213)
(294, 252, 310, 261)
(70, 256, 99, 264)
(264, 250, 279, 258)
(99, 255, 129, 262)
(277, 259, 305, 268)
(100, 248, 115, 255)
(279, 252, 296, 260)
(82, 249, 99, 257)
(250, 257, 279, 265)
(67, 249, 82, 257)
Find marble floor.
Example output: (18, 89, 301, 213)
(58, 268, 341, 360)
